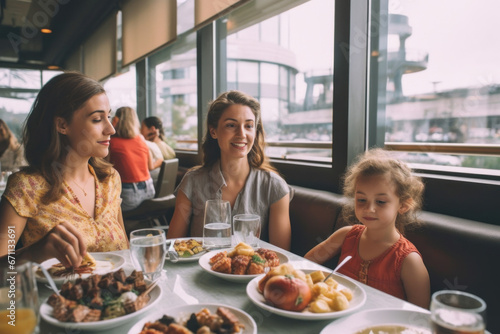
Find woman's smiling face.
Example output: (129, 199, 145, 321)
(59, 93, 115, 160)
(210, 104, 256, 160)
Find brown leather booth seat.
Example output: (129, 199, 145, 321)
(289, 185, 500, 333)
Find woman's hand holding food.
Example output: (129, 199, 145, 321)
(27, 221, 87, 268)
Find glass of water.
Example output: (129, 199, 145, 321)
(430, 290, 487, 334)
(232, 214, 261, 247)
(129, 228, 167, 280)
(203, 199, 232, 249)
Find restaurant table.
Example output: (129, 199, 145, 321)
(38, 241, 428, 334)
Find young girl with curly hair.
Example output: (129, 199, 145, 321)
(305, 148, 430, 308)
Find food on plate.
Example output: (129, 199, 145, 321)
(39, 252, 98, 278)
(257, 264, 353, 313)
(263, 275, 312, 312)
(174, 239, 204, 257)
(209, 242, 281, 275)
(138, 307, 244, 334)
(47, 269, 152, 322)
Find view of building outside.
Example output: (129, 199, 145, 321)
(2, 0, 499, 171)
(378, 0, 500, 170)
(226, 0, 334, 161)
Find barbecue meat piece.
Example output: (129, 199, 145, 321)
(69, 283, 84, 300)
(68, 304, 91, 323)
(217, 306, 244, 333)
(113, 268, 127, 283)
(209, 251, 227, 265)
(231, 255, 250, 275)
(256, 248, 280, 267)
(211, 257, 232, 274)
(82, 309, 101, 322)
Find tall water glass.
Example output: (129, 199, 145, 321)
(0, 261, 39, 334)
(430, 290, 486, 334)
(203, 199, 232, 249)
(129, 228, 167, 280)
(232, 214, 261, 247)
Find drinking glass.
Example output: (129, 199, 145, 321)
(232, 214, 261, 247)
(129, 228, 167, 280)
(430, 290, 487, 334)
(203, 199, 232, 249)
(0, 261, 39, 334)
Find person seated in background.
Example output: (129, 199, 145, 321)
(166, 90, 293, 250)
(0, 72, 128, 268)
(141, 119, 164, 183)
(140, 116, 176, 160)
(109, 107, 155, 212)
(305, 149, 430, 309)
(0, 119, 26, 172)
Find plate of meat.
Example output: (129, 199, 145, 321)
(35, 252, 125, 285)
(40, 269, 163, 330)
(127, 303, 257, 334)
(198, 243, 289, 283)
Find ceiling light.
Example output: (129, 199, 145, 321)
(41, 28, 52, 34)
(47, 65, 60, 70)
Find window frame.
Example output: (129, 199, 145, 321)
(141, 0, 499, 225)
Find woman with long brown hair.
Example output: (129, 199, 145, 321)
(167, 90, 293, 250)
(0, 72, 128, 268)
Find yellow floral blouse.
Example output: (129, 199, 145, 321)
(3, 165, 128, 252)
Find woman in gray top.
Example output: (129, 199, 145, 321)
(167, 90, 293, 250)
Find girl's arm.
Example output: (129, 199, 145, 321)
(166, 190, 192, 239)
(304, 226, 352, 264)
(401, 252, 431, 309)
(0, 200, 86, 267)
(268, 194, 291, 251)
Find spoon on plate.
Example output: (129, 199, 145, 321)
(166, 240, 179, 263)
(323, 255, 352, 282)
(36, 263, 60, 296)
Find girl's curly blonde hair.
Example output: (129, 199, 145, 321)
(342, 148, 424, 235)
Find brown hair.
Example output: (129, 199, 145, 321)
(23, 71, 113, 204)
(201, 90, 276, 173)
(342, 148, 425, 235)
(114, 107, 140, 139)
(0, 119, 20, 156)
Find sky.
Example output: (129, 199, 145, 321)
(392, 0, 500, 95)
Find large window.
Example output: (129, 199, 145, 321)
(103, 64, 137, 112)
(225, 0, 334, 162)
(149, 32, 198, 151)
(369, 0, 500, 172)
(0, 69, 62, 140)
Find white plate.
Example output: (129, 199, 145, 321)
(127, 303, 257, 334)
(198, 248, 289, 283)
(35, 252, 125, 285)
(246, 270, 366, 320)
(166, 238, 206, 263)
(320, 308, 432, 333)
(40, 280, 163, 330)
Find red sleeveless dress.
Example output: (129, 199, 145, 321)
(337, 224, 421, 300)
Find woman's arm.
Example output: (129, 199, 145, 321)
(166, 190, 192, 239)
(268, 194, 291, 250)
(304, 226, 352, 264)
(401, 252, 431, 309)
(117, 207, 129, 247)
(0, 200, 86, 267)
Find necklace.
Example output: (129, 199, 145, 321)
(70, 177, 90, 196)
